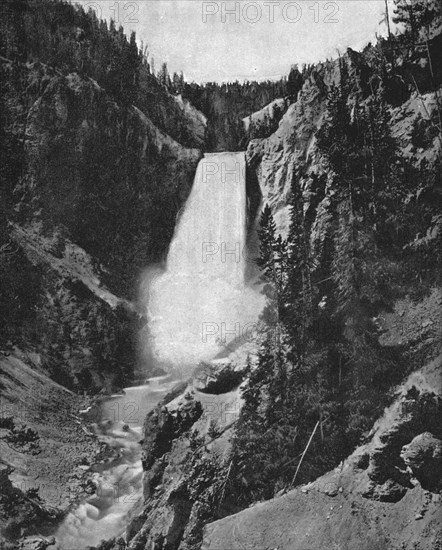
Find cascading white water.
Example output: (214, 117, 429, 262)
(52, 152, 263, 548)
(53, 378, 176, 549)
(146, 152, 264, 372)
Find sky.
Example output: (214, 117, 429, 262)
(76, 1, 397, 83)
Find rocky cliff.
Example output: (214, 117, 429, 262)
(247, 44, 442, 240)
(1, 7, 206, 541)
(98, 373, 244, 550)
(1, 56, 204, 392)
(105, 35, 442, 550)
(10, 60, 203, 297)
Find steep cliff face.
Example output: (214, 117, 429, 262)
(247, 44, 441, 241)
(0, 58, 206, 549)
(1, 57, 204, 391)
(246, 58, 339, 235)
(14, 60, 203, 296)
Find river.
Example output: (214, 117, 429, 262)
(53, 377, 177, 549)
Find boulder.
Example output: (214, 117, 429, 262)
(401, 432, 442, 490)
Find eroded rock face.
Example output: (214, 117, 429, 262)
(401, 432, 442, 491)
(2, 59, 203, 300)
(22, 66, 202, 294)
(120, 397, 207, 550)
(142, 399, 203, 473)
(1, 58, 204, 390)
(245, 56, 341, 238)
(246, 46, 442, 250)
(363, 387, 442, 502)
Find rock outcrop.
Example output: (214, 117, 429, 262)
(96, 378, 243, 550)
(17, 63, 203, 294)
(246, 45, 442, 243)
(401, 432, 442, 491)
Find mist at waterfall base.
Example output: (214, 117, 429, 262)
(143, 153, 264, 376)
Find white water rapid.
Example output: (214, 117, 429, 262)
(53, 377, 176, 549)
(146, 152, 264, 373)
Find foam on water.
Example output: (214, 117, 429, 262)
(53, 378, 176, 548)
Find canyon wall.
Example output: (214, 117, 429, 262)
(107, 37, 442, 550)
(1, 57, 204, 391)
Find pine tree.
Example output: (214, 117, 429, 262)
(393, 0, 442, 48)
(287, 64, 303, 99)
(125, 31, 140, 105)
(158, 62, 171, 90)
(257, 204, 276, 278)
(257, 204, 289, 325)
(316, 59, 383, 385)
(172, 71, 185, 94)
(285, 168, 313, 360)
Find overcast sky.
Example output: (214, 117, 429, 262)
(76, 1, 397, 83)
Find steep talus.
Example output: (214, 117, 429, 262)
(202, 356, 442, 550)
(11, 223, 129, 311)
(0, 352, 111, 540)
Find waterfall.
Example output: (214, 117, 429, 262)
(53, 153, 264, 548)
(146, 152, 263, 373)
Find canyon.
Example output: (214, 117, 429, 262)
(0, 2, 441, 549)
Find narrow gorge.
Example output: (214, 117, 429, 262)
(1, 1, 441, 550)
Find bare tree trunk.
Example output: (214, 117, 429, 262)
(425, 38, 442, 137)
(288, 420, 320, 489)
(385, 0, 392, 40)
